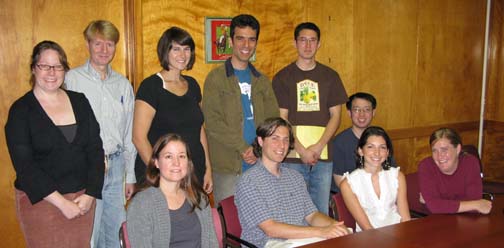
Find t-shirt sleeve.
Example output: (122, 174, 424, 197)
(332, 131, 357, 176)
(186, 76, 202, 103)
(332, 140, 349, 175)
(136, 75, 160, 109)
(272, 70, 290, 109)
(327, 69, 348, 108)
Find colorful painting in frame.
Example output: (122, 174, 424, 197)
(205, 17, 233, 63)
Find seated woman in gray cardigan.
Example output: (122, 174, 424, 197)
(127, 134, 218, 247)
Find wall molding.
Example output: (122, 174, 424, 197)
(387, 121, 480, 140)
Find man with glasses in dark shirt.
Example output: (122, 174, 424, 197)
(332, 92, 379, 193)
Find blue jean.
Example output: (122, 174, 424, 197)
(91, 153, 126, 248)
(284, 161, 332, 215)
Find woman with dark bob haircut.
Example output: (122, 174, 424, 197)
(418, 128, 492, 214)
(127, 134, 218, 247)
(133, 27, 213, 194)
(340, 126, 410, 232)
(5, 40, 104, 247)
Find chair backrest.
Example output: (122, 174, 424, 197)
(119, 221, 131, 248)
(332, 193, 356, 232)
(462, 144, 483, 177)
(211, 208, 224, 248)
(218, 195, 242, 246)
(405, 172, 429, 217)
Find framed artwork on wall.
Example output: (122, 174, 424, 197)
(205, 17, 233, 63)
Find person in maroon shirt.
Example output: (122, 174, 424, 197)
(418, 128, 492, 214)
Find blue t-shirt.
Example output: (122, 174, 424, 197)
(235, 68, 255, 172)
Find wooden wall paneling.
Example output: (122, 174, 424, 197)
(354, 0, 419, 130)
(124, 0, 143, 87)
(486, 0, 504, 122)
(483, 121, 504, 180)
(392, 138, 417, 174)
(414, 0, 486, 127)
(0, 1, 31, 244)
(484, 0, 504, 181)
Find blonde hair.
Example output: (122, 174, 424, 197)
(83, 20, 119, 43)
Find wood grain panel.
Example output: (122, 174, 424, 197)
(483, 120, 504, 180)
(0, 1, 29, 243)
(486, 0, 504, 122)
(354, 0, 419, 129)
(414, 0, 486, 126)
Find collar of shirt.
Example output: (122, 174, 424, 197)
(85, 59, 112, 81)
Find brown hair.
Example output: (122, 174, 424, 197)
(29, 40, 70, 87)
(252, 117, 294, 158)
(157, 27, 195, 71)
(429, 128, 462, 148)
(144, 133, 208, 211)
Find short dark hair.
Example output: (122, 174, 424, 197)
(252, 117, 294, 158)
(356, 126, 395, 170)
(346, 92, 377, 110)
(230, 14, 260, 40)
(157, 27, 196, 71)
(294, 22, 320, 40)
(30, 40, 70, 87)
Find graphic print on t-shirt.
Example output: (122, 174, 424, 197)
(297, 79, 320, 112)
(238, 82, 254, 115)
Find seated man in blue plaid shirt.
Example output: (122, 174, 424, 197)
(235, 117, 349, 247)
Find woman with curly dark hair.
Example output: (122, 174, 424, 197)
(340, 126, 410, 232)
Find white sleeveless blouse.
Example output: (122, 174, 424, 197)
(344, 167, 402, 232)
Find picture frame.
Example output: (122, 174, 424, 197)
(204, 17, 256, 63)
(205, 17, 233, 63)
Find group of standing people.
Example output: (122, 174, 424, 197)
(6, 19, 215, 248)
(5, 12, 492, 248)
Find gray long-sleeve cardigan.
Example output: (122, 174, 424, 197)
(127, 187, 218, 247)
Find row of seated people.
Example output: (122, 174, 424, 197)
(123, 117, 492, 247)
(6, 17, 491, 248)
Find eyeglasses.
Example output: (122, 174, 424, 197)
(351, 107, 373, 114)
(297, 37, 318, 44)
(36, 64, 65, 71)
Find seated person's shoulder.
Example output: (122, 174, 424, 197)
(130, 187, 159, 204)
(333, 129, 351, 143)
(281, 166, 306, 182)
